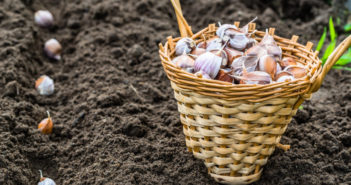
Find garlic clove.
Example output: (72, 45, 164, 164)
(38, 111, 53, 134)
(231, 56, 258, 76)
(245, 44, 267, 57)
(279, 57, 297, 69)
(209, 49, 228, 68)
(34, 10, 54, 27)
(257, 55, 277, 79)
(44, 39, 62, 60)
(197, 41, 207, 49)
(35, 75, 54, 95)
(260, 30, 277, 46)
(265, 44, 282, 60)
(284, 65, 306, 78)
(274, 71, 293, 81)
(276, 75, 295, 83)
(206, 38, 223, 51)
(239, 17, 258, 34)
(239, 71, 272, 85)
(195, 70, 211, 79)
(215, 68, 233, 83)
(216, 24, 238, 39)
(38, 170, 56, 185)
(190, 47, 206, 57)
(175, 37, 196, 56)
(224, 47, 243, 66)
(172, 55, 195, 69)
(228, 33, 250, 51)
(194, 52, 222, 79)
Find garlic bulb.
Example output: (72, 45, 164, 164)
(38, 170, 56, 185)
(191, 47, 206, 57)
(175, 37, 196, 56)
(34, 10, 54, 27)
(35, 75, 54, 95)
(44, 39, 62, 60)
(194, 52, 222, 79)
(257, 55, 277, 79)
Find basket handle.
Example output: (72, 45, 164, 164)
(170, 0, 193, 37)
(310, 35, 351, 93)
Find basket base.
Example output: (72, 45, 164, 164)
(210, 169, 263, 185)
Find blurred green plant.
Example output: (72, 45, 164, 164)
(316, 17, 351, 71)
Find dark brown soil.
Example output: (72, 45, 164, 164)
(0, 0, 350, 184)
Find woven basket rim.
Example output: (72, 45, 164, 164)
(159, 23, 322, 102)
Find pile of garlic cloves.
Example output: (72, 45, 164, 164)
(171, 20, 306, 85)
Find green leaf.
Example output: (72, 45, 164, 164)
(344, 23, 351, 32)
(298, 105, 303, 110)
(316, 27, 327, 52)
(322, 40, 336, 64)
(335, 53, 351, 66)
(329, 17, 337, 41)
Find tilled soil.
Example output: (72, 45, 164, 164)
(0, 0, 350, 184)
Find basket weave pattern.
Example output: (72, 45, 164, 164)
(159, 23, 321, 184)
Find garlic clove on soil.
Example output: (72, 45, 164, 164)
(35, 75, 54, 95)
(175, 37, 196, 56)
(284, 65, 306, 78)
(44, 38, 62, 60)
(257, 54, 277, 79)
(279, 57, 297, 69)
(38, 111, 53, 134)
(194, 52, 222, 79)
(34, 10, 54, 27)
(38, 170, 56, 185)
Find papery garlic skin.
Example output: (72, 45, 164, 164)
(175, 37, 196, 56)
(194, 52, 222, 79)
(35, 75, 54, 95)
(38, 178, 56, 185)
(44, 39, 62, 60)
(34, 10, 54, 27)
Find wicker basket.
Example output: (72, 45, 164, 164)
(159, 0, 351, 184)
